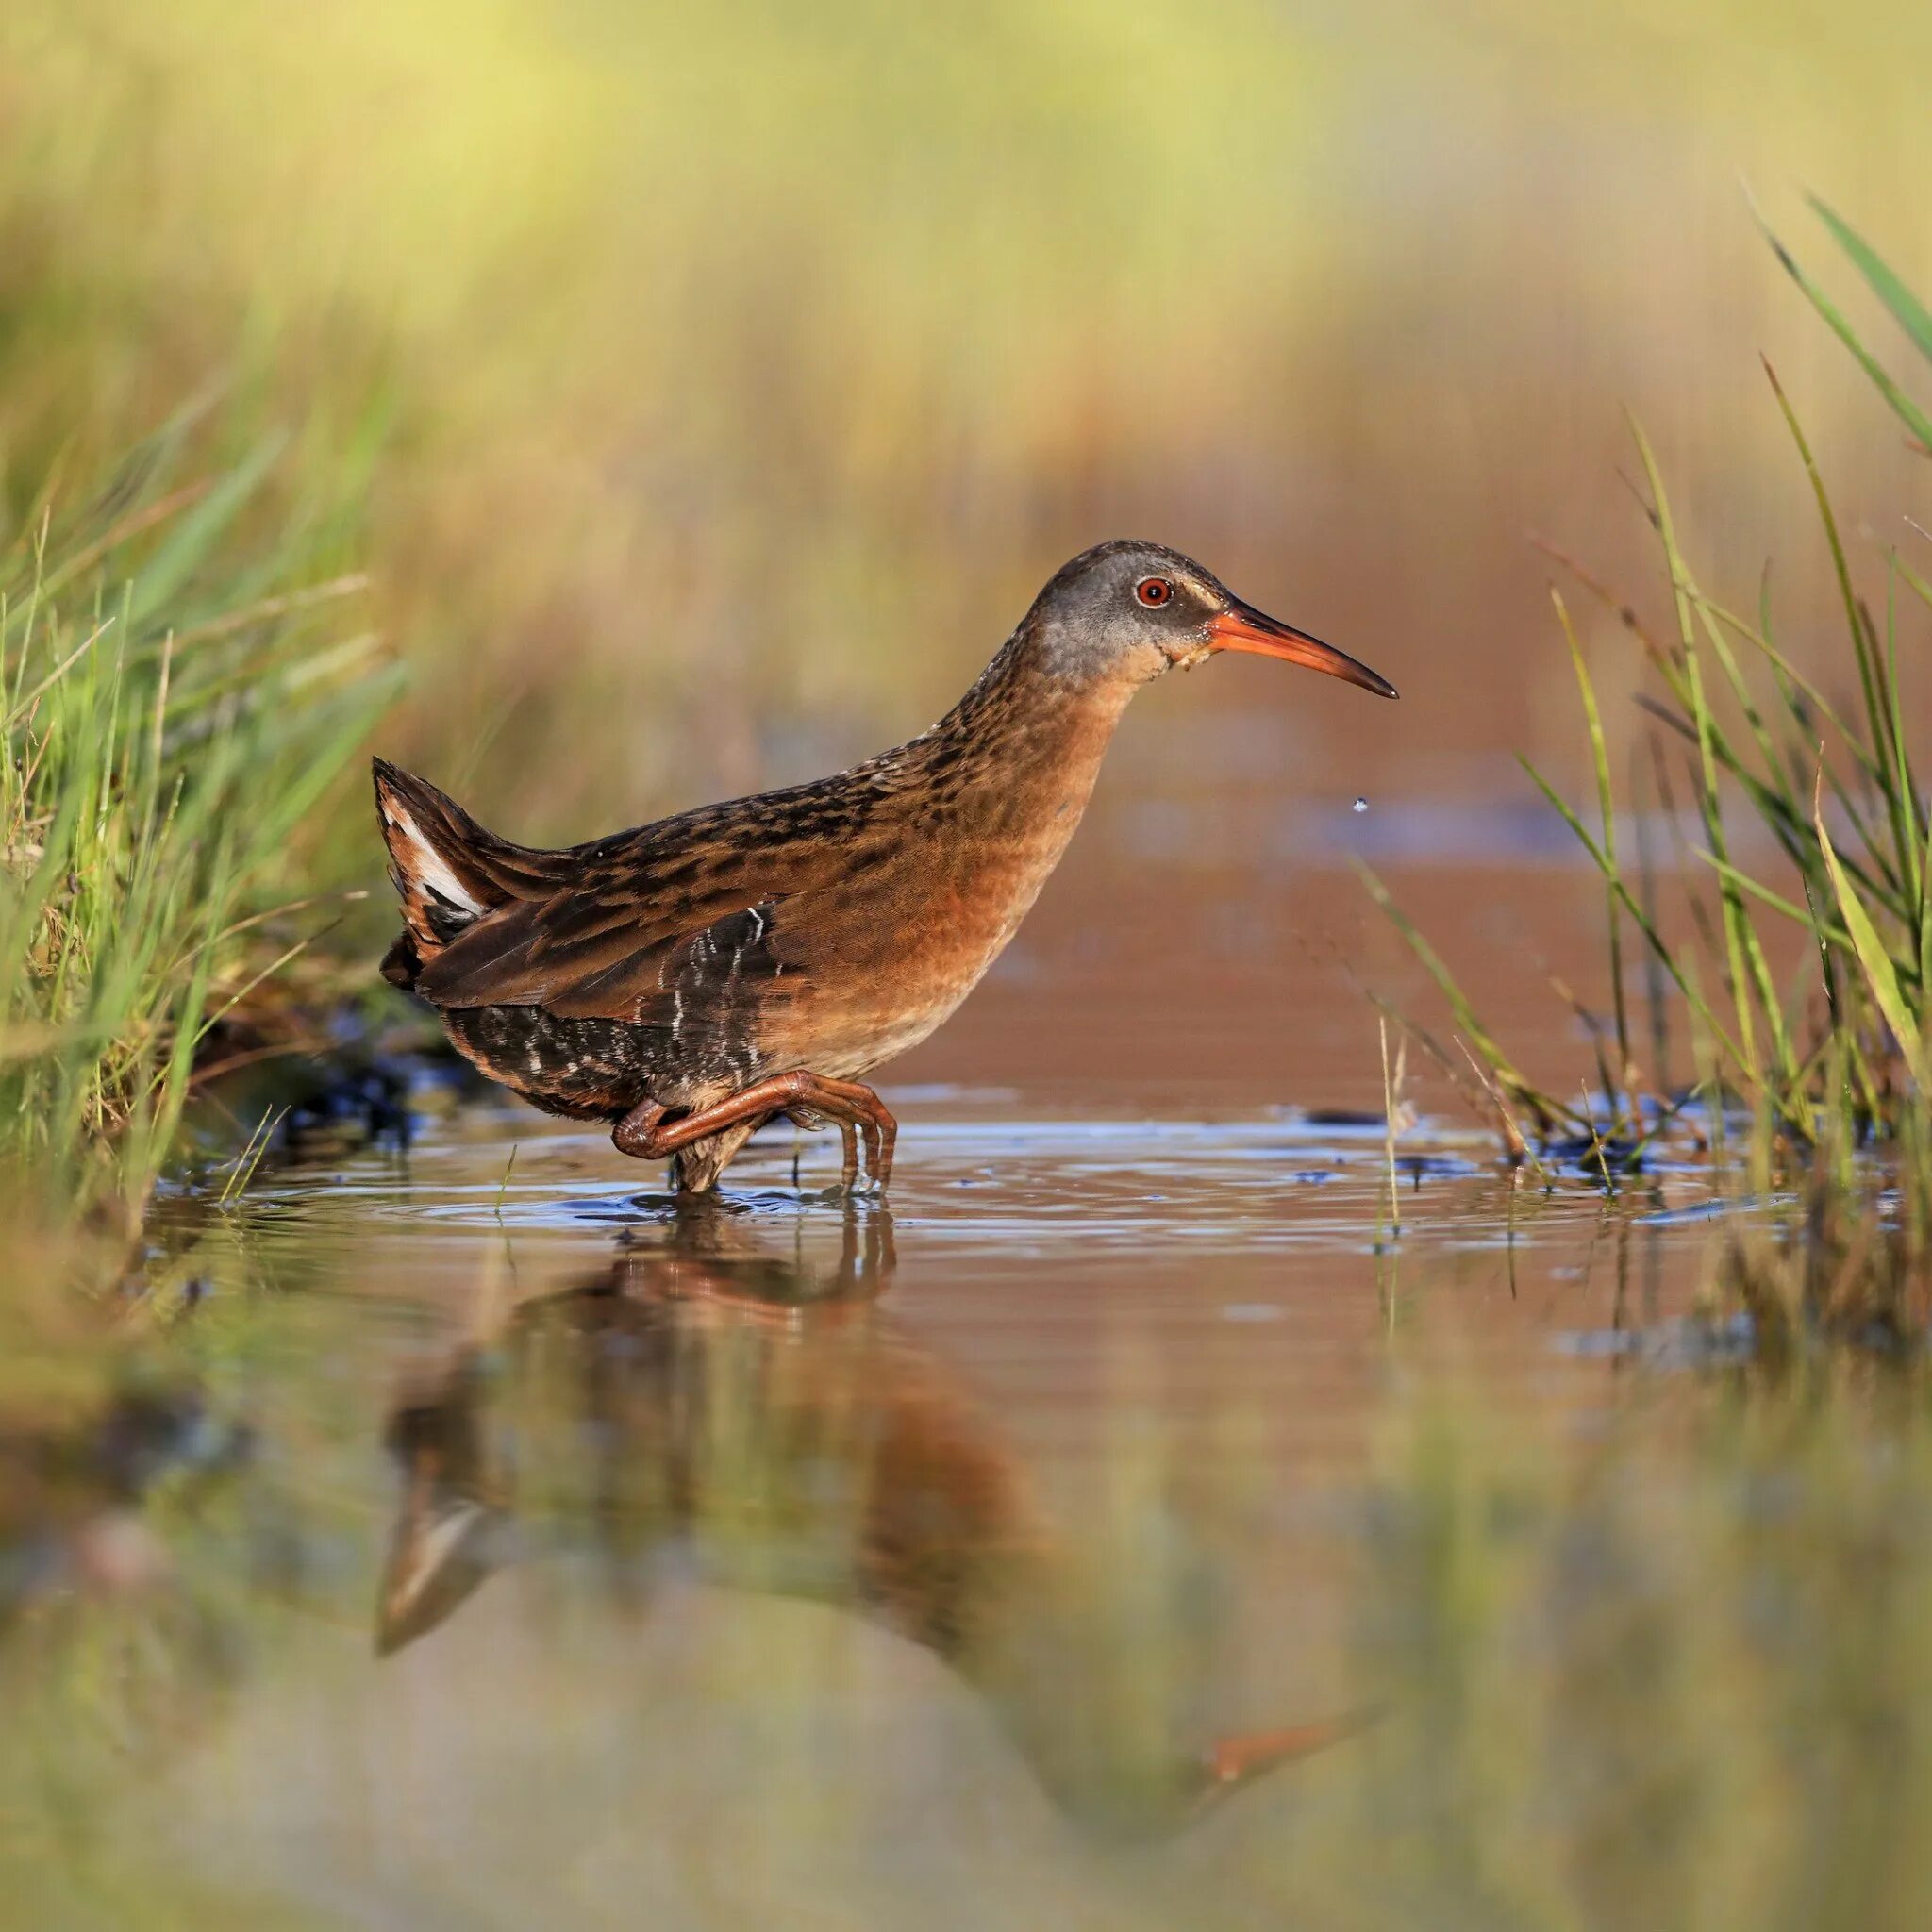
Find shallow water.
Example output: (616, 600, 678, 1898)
(8, 1062, 1803, 1929)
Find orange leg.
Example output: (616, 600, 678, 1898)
(613, 1072, 897, 1193)
(792, 1110, 863, 1193)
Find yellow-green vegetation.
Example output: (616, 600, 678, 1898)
(1371, 206, 1932, 1341)
(0, 410, 396, 1238)
(1375, 207, 1932, 1150)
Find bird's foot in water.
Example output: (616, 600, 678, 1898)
(614, 1071, 897, 1196)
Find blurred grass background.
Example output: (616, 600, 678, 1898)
(6, 0, 1930, 859)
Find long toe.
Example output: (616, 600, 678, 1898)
(858, 1120, 885, 1192)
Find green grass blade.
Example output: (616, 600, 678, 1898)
(1551, 588, 1631, 1101)
(1696, 851, 1857, 957)
(1630, 423, 1795, 1087)
(1818, 808, 1928, 1092)
(1355, 862, 1571, 1130)
(1757, 203, 1932, 452)
(1810, 197, 1932, 375)
(1762, 361, 1923, 924)
(1516, 755, 1761, 1102)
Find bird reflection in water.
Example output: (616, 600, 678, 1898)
(376, 1197, 1362, 1837)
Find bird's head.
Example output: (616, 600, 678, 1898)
(1022, 540, 1397, 701)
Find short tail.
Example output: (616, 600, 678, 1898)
(373, 758, 525, 987)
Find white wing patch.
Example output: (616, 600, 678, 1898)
(384, 803, 487, 917)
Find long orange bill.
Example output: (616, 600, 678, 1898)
(1206, 597, 1398, 699)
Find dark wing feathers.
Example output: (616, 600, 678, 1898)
(378, 757, 884, 1027)
(375, 755, 914, 1028)
(416, 863, 806, 1024)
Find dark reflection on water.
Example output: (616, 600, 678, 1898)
(375, 1199, 1359, 1838)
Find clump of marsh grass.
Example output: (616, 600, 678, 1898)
(1372, 202, 1932, 1163)
(0, 408, 398, 1245)
(1368, 203, 1932, 1337)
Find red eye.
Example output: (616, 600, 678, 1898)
(1136, 577, 1174, 608)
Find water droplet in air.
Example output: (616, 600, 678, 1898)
(1352, 796, 1369, 814)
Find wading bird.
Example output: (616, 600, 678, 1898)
(375, 541, 1395, 1191)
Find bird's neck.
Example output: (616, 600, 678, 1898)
(916, 627, 1141, 845)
